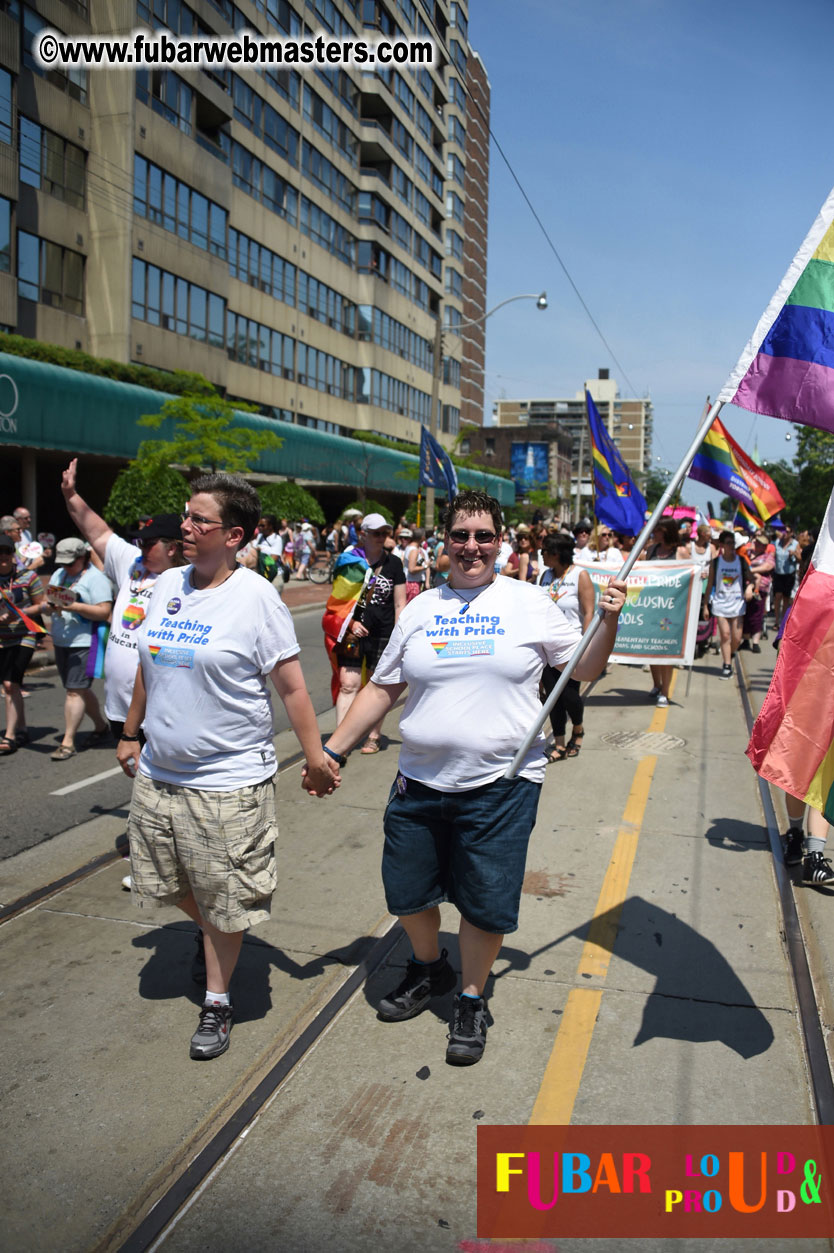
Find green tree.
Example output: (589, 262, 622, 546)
(136, 393, 282, 475)
(642, 469, 673, 511)
(104, 463, 190, 528)
(789, 428, 834, 527)
(258, 482, 325, 526)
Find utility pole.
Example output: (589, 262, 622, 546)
(424, 312, 444, 530)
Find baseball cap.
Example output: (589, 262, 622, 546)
(361, 512, 391, 532)
(126, 513, 182, 542)
(54, 538, 88, 565)
(398, 528, 413, 539)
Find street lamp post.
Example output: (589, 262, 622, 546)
(424, 292, 548, 528)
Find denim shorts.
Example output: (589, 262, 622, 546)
(382, 774, 542, 934)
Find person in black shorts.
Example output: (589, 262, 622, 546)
(333, 513, 406, 755)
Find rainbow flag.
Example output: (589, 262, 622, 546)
(585, 391, 647, 535)
(85, 621, 109, 679)
(321, 548, 370, 704)
(688, 416, 785, 523)
(747, 485, 834, 820)
(718, 187, 834, 431)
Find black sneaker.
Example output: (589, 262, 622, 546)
(720, 663, 732, 680)
(190, 1000, 233, 1059)
(377, 948, 456, 1021)
(446, 994, 488, 1065)
(191, 929, 206, 984)
(803, 851, 834, 886)
(751, 643, 762, 654)
(740, 639, 751, 651)
(784, 829, 805, 866)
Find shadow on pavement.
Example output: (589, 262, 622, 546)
(705, 816, 769, 853)
(132, 925, 382, 1025)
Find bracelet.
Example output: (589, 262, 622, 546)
(120, 734, 140, 742)
(322, 744, 346, 766)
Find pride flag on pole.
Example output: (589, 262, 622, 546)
(718, 187, 834, 431)
(585, 391, 647, 535)
(688, 416, 785, 523)
(747, 485, 834, 819)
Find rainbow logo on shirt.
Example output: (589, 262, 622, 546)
(148, 644, 161, 658)
(121, 602, 146, 631)
(432, 640, 495, 658)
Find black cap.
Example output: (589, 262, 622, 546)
(126, 513, 182, 542)
(0, 534, 14, 553)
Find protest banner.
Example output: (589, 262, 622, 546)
(583, 561, 704, 666)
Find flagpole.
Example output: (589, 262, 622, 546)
(505, 398, 725, 778)
(586, 392, 598, 539)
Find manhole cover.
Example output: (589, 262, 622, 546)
(600, 730, 686, 754)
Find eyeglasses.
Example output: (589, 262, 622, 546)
(181, 511, 225, 534)
(448, 529, 497, 545)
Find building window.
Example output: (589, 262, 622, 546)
(133, 258, 226, 345)
(134, 155, 227, 258)
(136, 70, 192, 135)
(18, 231, 84, 314)
(0, 197, 10, 272)
(22, 7, 87, 102)
(0, 69, 11, 146)
(20, 119, 85, 208)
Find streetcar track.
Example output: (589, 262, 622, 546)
(736, 654, 834, 1125)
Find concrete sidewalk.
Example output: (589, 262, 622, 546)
(0, 645, 826, 1252)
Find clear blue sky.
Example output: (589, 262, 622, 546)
(468, 0, 834, 513)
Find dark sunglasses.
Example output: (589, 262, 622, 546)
(448, 529, 497, 545)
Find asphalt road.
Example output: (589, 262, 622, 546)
(0, 607, 335, 862)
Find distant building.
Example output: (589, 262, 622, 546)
(492, 370, 653, 486)
(461, 421, 573, 521)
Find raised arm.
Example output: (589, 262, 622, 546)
(60, 458, 114, 564)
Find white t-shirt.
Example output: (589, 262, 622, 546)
(255, 532, 284, 558)
(103, 534, 165, 721)
(710, 553, 746, 618)
(372, 578, 581, 791)
(136, 566, 300, 789)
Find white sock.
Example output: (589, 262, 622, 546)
(205, 990, 230, 1006)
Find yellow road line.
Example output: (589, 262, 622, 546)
(528, 671, 676, 1126)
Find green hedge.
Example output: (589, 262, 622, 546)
(0, 332, 215, 397)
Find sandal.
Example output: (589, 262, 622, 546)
(0, 736, 17, 755)
(360, 735, 381, 754)
(547, 746, 567, 764)
(50, 744, 77, 761)
(565, 730, 585, 758)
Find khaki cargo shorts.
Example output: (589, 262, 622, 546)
(127, 771, 278, 933)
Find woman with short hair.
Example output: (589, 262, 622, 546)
(116, 473, 337, 1061)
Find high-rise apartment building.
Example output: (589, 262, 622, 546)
(493, 370, 654, 482)
(0, 0, 487, 469)
(457, 42, 487, 432)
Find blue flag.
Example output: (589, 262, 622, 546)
(586, 391, 647, 535)
(419, 426, 459, 500)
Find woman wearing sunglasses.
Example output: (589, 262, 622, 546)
(319, 489, 625, 1067)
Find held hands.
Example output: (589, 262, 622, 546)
(115, 737, 141, 778)
(599, 578, 627, 617)
(301, 754, 341, 797)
